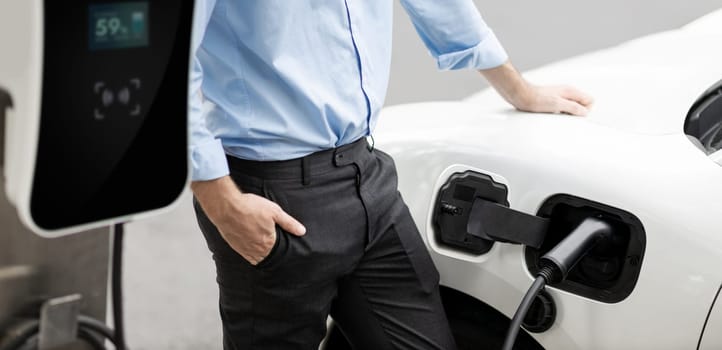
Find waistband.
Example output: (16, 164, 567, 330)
(226, 137, 373, 182)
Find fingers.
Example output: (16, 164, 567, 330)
(244, 253, 265, 266)
(221, 232, 272, 266)
(560, 86, 594, 107)
(273, 207, 306, 236)
(556, 98, 589, 116)
(519, 85, 594, 116)
(552, 86, 592, 116)
(233, 228, 276, 265)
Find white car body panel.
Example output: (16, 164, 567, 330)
(375, 9, 722, 349)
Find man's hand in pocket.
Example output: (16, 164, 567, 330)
(192, 176, 306, 265)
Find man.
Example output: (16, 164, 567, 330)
(190, 1, 592, 349)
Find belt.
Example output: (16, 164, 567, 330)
(226, 137, 374, 184)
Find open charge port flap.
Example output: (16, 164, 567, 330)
(525, 194, 646, 303)
(433, 171, 509, 255)
(434, 170, 552, 255)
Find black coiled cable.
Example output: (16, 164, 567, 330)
(112, 223, 127, 350)
(0, 223, 127, 350)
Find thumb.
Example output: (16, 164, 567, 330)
(274, 210, 306, 236)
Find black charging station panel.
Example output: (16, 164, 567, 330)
(525, 195, 646, 303)
(433, 171, 508, 255)
(31, 1, 194, 230)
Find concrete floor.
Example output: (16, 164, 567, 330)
(124, 192, 223, 349)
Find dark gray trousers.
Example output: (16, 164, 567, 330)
(193, 138, 457, 350)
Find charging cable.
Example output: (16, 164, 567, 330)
(0, 223, 127, 350)
(112, 223, 127, 350)
(0, 316, 121, 350)
(502, 217, 612, 350)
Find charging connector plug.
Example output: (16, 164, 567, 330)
(539, 217, 612, 284)
(502, 217, 613, 350)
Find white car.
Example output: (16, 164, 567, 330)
(328, 8, 722, 350)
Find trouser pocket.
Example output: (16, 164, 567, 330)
(191, 178, 289, 271)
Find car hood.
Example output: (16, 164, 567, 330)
(465, 8, 722, 136)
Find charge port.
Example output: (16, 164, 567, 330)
(525, 194, 646, 303)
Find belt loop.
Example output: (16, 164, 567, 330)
(366, 135, 375, 152)
(302, 157, 311, 186)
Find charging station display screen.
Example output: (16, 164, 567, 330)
(89, 2, 149, 51)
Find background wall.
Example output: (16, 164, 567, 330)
(387, 0, 722, 105)
(124, 2, 722, 349)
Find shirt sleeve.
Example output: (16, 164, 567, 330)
(399, 0, 508, 71)
(189, 0, 229, 181)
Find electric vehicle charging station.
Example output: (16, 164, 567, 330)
(0, 1, 195, 348)
(1, 0, 192, 235)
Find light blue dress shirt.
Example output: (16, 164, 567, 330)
(190, 0, 508, 181)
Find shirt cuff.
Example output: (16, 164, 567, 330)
(191, 138, 230, 181)
(436, 30, 508, 71)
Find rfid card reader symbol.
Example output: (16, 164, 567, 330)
(92, 77, 143, 120)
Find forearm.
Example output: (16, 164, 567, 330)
(191, 176, 242, 219)
(478, 61, 533, 108)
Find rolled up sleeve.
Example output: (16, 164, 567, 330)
(189, 0, 228, 181)
(399, 0, 508, 71)
(190, 137, 228, 181)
